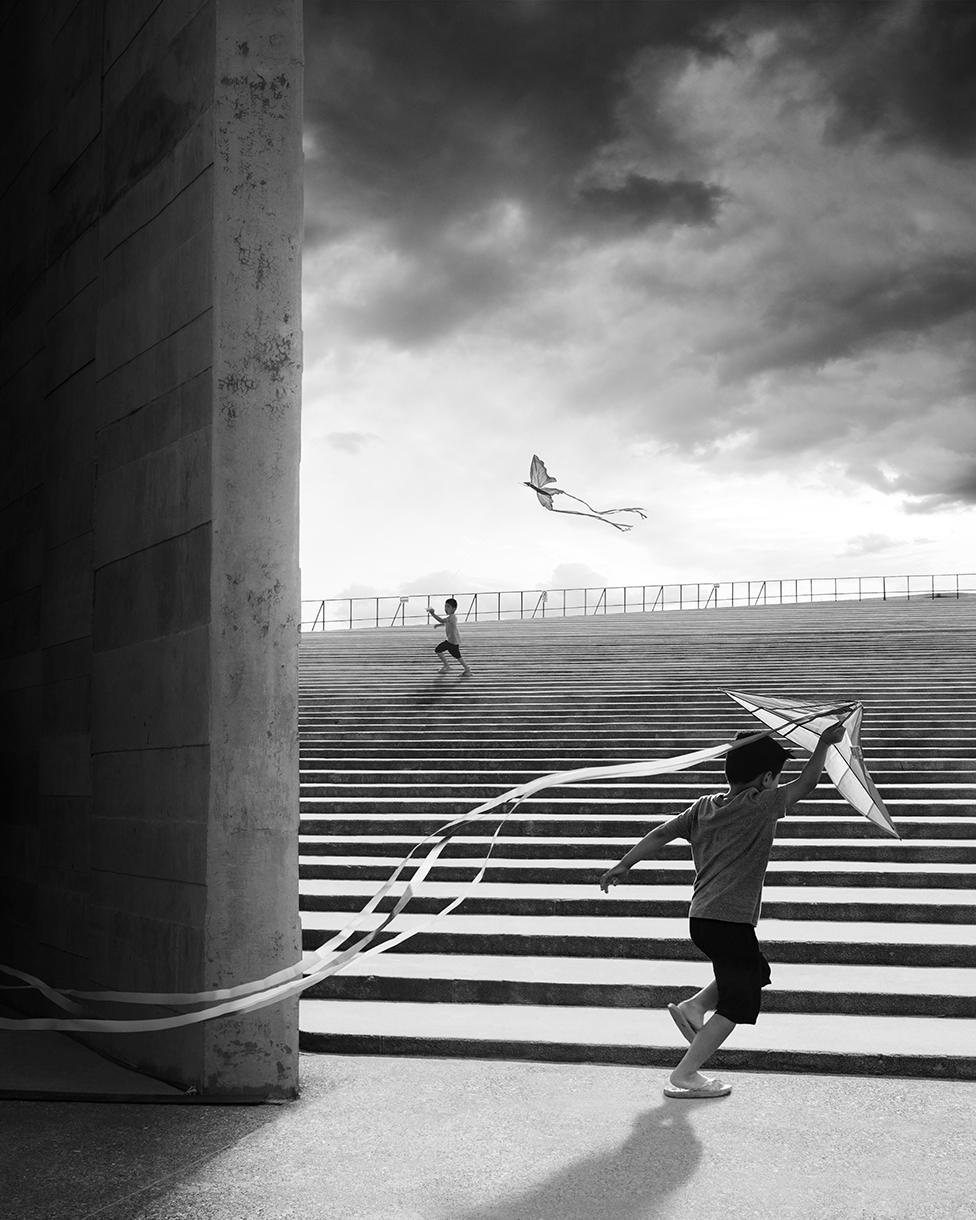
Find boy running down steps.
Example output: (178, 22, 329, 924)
(599, 720, 847, 1100)
(426, 598, 473, 675)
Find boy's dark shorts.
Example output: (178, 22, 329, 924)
(689, 917, 771, 1025)
(435, 641, 461, 659)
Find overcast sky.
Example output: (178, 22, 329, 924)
(299, 0, 975, 603)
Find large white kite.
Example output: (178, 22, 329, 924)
(524, 454, 646, 531)
(727, 690, 899, 839)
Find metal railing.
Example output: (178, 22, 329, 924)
(300, 572, 975, 631)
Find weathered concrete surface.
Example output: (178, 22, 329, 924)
(2, 1054, 975, 1220)
(0, 0, 302, 1095)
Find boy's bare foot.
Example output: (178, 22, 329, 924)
(462, 668, 473, 675)
(669, 1069, 710, 1090)
(677, 998, 706, 1029)
(437, 665, 449, 674)
(668, 1001, 705, 1043)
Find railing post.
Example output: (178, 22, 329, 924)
(497, 592, 501, 621)
(623, 587, 627, 613)
(349, 599, 353, 630)
(882, 576, 886, 601)
(834, 577, 837, 602)
(520, 590, 523, 620)
(642, 586, 646, 612)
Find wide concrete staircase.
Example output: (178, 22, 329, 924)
(297, 597, 976, 1078)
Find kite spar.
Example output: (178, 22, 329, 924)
(524, 454, 646, 531)
(727, 690, 899, 839)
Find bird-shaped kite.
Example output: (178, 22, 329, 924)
(524, 454, 646, 531)
(726, 690, 899, 838)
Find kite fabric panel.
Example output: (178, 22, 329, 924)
(524, 454, 646, 531)
(726, 690, 899, 839)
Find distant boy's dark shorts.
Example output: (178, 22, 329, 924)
(435, 641, 461, 659)
(689, 917, 771, 1024)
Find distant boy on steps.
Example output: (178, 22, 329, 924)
(599, 720, 846, 1099)
(426, 598, 473, 675)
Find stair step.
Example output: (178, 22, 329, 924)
(298, 836, 976, 862)
(301, 954, 976, 1016)
(297, 1001, 976, 1078)
(303, 952, 976, 995)
(298, 858, 976, 887)
(300, 816, 976, 839)
(299, 878, 976, 905)
(297, 883, 976, 923)
(300, 912, 976, 966)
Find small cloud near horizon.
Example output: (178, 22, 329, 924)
(325, 431, 378, 454)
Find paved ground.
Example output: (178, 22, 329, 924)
(3, 1052, 976, 1220)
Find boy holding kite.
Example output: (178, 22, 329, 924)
(599, 720, 846, 1099)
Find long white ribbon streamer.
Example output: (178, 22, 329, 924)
(0, 703, 857, 1032)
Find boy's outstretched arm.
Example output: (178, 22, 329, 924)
(426, 608, 445, 624)
(781, 722, 847, 811)
(599, 815, 687, 892)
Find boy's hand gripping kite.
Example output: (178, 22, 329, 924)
(524, 454, 646, 531)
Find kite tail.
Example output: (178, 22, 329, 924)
(558, 490, 646, 520)
(551, 507, 633, 531)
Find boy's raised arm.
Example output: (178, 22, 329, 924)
(781, 722, 846, 810)
(426, 608, 444, 624)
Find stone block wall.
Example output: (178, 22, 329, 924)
(0, 0, 303, 1097)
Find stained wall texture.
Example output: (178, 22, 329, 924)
(0, 0, 303, 1096)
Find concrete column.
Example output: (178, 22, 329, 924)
(0, 0, 303, 1097)
(203, 0, 304, 1094)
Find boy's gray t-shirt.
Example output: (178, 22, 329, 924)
(668, 786, 789, 926)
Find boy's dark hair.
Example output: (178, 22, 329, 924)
(445, 598, 458, 611)
(725, 731, 791, 785)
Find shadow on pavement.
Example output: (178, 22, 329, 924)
(445, 1098, 706, 1220)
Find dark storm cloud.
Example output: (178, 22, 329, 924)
(303, 0, 732, 228)
(576, 174, 729, 228)
(895, 468, 976, 514)
(719, 259, 976, 381)
(302, 0, 736, 342)
(768, 0, 976, 158)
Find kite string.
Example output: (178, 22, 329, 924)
(0, 703, 856, 1032)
